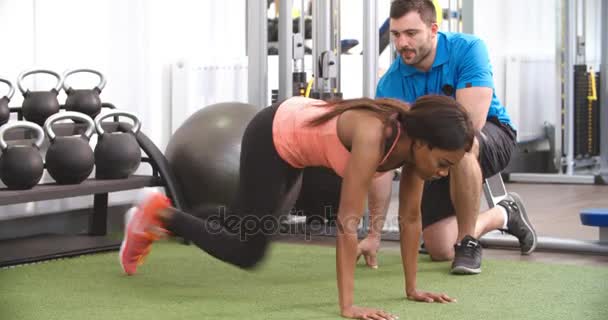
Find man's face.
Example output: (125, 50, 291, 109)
(390, 11, 437, 67)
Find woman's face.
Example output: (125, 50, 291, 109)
(411, 142, 467, 181)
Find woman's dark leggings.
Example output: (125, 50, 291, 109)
(164, 103, 303, 269)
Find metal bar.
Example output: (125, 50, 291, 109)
(460, 0, 474, 34)
(506, 173, 596, 184)
(479, 233, 608, 255)
(300, 0, 306, 43)
(363, 0, 378, 98)
(554, 0, 564, 172)
(575, 0, 586, 64)
(278, 0, 293, 101)
(600, 0, 608, 176)
(385, 0, 397, 64)
(313, 0, 332, 94)
(0, 175, 159, 206)
(390, 41, 397, 64)
(247, 0, 268, 108)
(362, 0, 378, 233)
(332, 0, 341, 93)
(294, 0, 306, 73)
(378, 231, 608, 256)
(564, 0, 576, 174)
(90, 193, 108, 236)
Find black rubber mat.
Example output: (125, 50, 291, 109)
(0, 234, 120, 268)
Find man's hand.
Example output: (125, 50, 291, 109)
(356, 236, 381, 269)
(341, 305, 398, 320)
(406, 289, 456, 303)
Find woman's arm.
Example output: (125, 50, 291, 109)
(398, 168, 455, 303)
(336, 121, 396, 319)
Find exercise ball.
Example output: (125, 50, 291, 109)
(165, 102, 260, 214)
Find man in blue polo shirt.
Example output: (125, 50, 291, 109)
(360, 0, 537, 275)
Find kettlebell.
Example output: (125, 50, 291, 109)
(17, 69, 62, 126)
(0, 121, 45, 189)
(0, 78, 14, 126)
(94, 111, 142, 179)
(44, 111, 95, 184)
(63, 69, 106, 118)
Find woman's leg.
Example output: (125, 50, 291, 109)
(163, 104, 302, 268)
(120, 104, 302, 274)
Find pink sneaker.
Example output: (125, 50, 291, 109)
(119, 189, 171, 275)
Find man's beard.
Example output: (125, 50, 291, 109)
(400, 43, 431, 66)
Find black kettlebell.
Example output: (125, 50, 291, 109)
(63, 69, 106, 118)
(0, 121, 45, 189)
(44, 111, 95, 184)
(0, 78, 14, 126)
(94, 111, 142, 179)
(17, 69, 62, 126)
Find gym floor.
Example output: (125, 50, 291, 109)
(278, 182, 608, 267)
(2, 182, 606, 320)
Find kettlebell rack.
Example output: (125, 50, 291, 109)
(0, 103, 185, 267)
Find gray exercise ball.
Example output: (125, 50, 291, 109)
(165, 101, 259, 214)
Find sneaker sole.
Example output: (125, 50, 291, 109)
(450, 265, 481, 275)
(509, 192, 538, 255)
(119, 207, 138, 275)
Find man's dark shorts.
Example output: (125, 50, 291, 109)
(421, 117, 517, 229)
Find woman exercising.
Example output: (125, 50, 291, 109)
(120, 95, 474, 320)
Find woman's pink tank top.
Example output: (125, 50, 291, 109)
(272, 96, 399, 178)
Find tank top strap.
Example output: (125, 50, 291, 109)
(379, 119, 401, 165)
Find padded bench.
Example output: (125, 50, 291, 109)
(580, 208, 608, 241)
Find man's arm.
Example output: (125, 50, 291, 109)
(356, 172, 393, 268)
(454, 39, 496, 130)
(367, 173, 393, 238)
(455, 87, 492, 130)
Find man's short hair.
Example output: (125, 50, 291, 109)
(390, 0, 437, 26)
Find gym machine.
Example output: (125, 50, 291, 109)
(504, 0, 607, 185)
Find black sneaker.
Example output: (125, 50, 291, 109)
(498, 192, 537, 255)
(450, 235, 482, 275)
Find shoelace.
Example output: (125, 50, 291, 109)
(459, 240, 480, 258)
(502, 200, 519, 215)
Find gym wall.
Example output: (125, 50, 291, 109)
(0, 0, 246, 221)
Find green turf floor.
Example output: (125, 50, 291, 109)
(1, 240, 606, 320)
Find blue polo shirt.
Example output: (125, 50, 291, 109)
(376, 32, 513, 128)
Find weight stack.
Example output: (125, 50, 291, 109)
(573, 65, 588, 157)
(271, 89, 279, 104)
(292, 72, 308, 97)
(591, 72, 600, 156)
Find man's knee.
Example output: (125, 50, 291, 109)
(422, 217, 458, 261)
(423, 233, 455, 261)
(426, 244, 455, 261)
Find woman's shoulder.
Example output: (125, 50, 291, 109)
(282, 96, 326, 107)
(341, 112, 387, 144)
